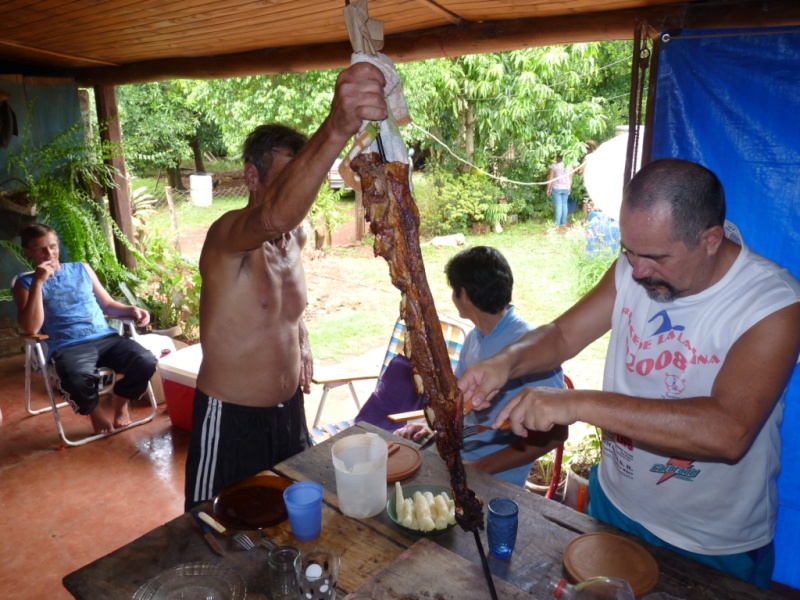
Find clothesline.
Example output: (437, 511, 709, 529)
(408, 122, 583, 188)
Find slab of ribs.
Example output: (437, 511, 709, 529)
(351, 152, 484, 533)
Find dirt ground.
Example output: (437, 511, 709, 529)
(178, 223, 382, 324)
(176, 222, 604, 433)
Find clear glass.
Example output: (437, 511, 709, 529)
(550, 576, 635, 599)
(267, 545, 300, 600)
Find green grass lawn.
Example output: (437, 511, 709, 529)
(144, 195, 612, 376)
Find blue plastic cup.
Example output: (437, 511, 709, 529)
(487, 497, 519, 559)
(283, 481, 324, 542)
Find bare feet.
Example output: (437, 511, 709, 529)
(89, 407, 114, 434)
(113, 396, 132, 429)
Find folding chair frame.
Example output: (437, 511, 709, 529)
(22, 320, 158, 447)
(310, 314, 469, 430)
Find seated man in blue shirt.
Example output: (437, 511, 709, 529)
(13, 224, 157, 434)
(395, 246, 567, 486)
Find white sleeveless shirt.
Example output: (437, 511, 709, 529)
(599, 223, 800, 554)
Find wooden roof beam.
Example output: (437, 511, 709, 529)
(72, 0, 800, 86)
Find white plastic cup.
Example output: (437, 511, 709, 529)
(331, 433, 388, 518)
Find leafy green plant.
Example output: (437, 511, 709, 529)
(566, 426, 603, 478)
(413, 167, 505, 234)
(0, 240, 33, 301)
(527, 446, 570, 490)
(308, 185, 346, 248)
(130, 185, 159, 250)
(3, 110, 138, 293)
(570, 237, 617, 299)
(121, 234, 201, 341)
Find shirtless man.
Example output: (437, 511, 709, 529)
(184, 62, 387, 510)
(14, 223, 156, 434)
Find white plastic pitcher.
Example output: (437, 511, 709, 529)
(331, 433, 388, 518)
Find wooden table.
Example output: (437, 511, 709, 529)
(63, 422, 780, 599)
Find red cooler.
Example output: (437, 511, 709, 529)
(157, 344, 203, 431)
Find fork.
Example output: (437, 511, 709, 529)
(462, 424, 490, 439)
(463, 420, 511, 439)
(233, 532, 255, 551)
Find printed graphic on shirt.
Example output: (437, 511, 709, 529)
(650, 457, 701, 484)
(621, 307, 721, 389)
(617, 306, 719, 487)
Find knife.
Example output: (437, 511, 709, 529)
(419, 432, 436, 450)
(197, 510, 227, 534)
(191, 510, 225, 556)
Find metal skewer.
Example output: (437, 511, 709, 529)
(473, 529, 499, 600)
(373, 123, 388, 164)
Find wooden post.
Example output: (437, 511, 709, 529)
(165, 186, 180, 251)
(355, 189, 365, 241)
(94, 84, 136, 269)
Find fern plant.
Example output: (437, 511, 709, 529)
(3, 108, 140, 293)
(0, 240, 32, 301)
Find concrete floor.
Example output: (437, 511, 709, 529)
(0, 347, 382, 599)
(1, 346, 798, 599)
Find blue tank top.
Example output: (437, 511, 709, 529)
(17, 262, 116, 358)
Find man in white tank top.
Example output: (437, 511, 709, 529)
(459, 159, 800, 588)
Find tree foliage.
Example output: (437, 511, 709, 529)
(117, 81, 225, 179)
(184, 70, 340, 156)
(116, 42, 632, 225)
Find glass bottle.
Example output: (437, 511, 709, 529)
(550, 576, 636, 599)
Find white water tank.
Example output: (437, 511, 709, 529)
(189, 173, 213, 207)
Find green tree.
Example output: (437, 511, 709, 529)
(578, 40, 634, 139)
(185, 70, 340, 155)
(399, 46, 612, 221)
(117, 82, 224, 188)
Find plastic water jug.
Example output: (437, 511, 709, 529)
(331, 433, 388, 518)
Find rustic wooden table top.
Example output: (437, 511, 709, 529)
(63, 422, 780, 599)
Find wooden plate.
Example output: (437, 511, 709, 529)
(212, 475, 293, 530)
(386, 442, 421, 482)
(563, 532, 659, 597)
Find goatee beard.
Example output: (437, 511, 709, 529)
(634, 277, 679, 303)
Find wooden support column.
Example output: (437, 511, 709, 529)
(355, 189, 365, 241)
(93, 84, 136, 269)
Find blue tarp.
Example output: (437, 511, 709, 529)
(652, 26, 800, 588)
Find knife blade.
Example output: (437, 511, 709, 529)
(191, 510, 225, 556)
(419, 432, 436, 450)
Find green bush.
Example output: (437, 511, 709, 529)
(120, 233, 201, 341)
(413, 168, 506, 235)
(570, 237, 617, 299)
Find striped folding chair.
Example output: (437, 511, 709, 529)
(310, 314, 468, 444)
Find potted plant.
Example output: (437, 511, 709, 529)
(120, 234, 201, 342)
(564, 426, 602, 512)
(525, 446, 567, 501)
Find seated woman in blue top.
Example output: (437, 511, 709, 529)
(393, 246, 567, 486)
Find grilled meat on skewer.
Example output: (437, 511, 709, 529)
(351, 152, 484, 533)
